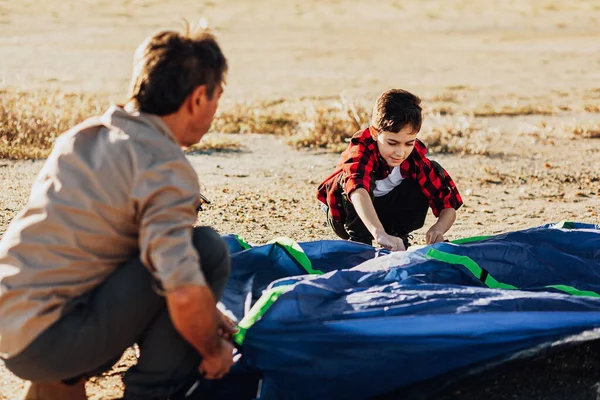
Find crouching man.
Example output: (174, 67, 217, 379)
(1, 25, 234, 400)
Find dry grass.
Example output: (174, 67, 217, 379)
(212, 98, 500, 154)
(471, 103, 557, 117)
(0, 88, 246, 159)
(554, 121, 600, 139)
(212, 103, 298, 135)
(0, 89, 107, 159)
(213, 96, 370, 151)
(2, 88, 598, 161)
(0, 87, 526, 159)
(216, 100, 499, 155)
(420, 96, 600, 117)
(185, 135, 242, 153)
(284, 100, 369, 151)
(521, 120, 600, 140)
(584, 103, 600, 113)
(420, 114, 499, 155)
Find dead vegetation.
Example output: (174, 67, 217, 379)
(519, 120, 600, 140)
(471, 103, 557, 117)
(0, 89, 106, 159)
(547, 121, 600, 139)
(420, 114, 499, 155)
(1, 88, 598, 160)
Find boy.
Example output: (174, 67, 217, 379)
(317, 89, 463, 251)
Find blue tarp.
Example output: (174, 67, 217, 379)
(206, 222, 600, 400)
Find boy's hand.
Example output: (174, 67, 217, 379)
(426, 227, 445, 244)
(375, 231, 406, 251)
(426, 209, 456, 244)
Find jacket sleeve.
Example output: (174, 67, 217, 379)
(412, 157, 463, 217)
(132, 158, 205, 292)
(340, 141, 376, 199)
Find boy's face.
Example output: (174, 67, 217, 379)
(372, 124, 418, 167)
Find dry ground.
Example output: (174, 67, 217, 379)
(1, 0, 600, 399)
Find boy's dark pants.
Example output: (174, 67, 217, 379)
(328, 179, 429, 245)
(4, 226, 230, 400)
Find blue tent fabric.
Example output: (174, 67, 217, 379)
(205, 223, 600, 400)
(219, 235, 382, 322)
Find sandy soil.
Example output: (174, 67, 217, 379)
(1, 0, 600, 399)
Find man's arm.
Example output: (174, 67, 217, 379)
(426, 208, 456, 244)
(132, 159, 235, 379)
(350, 188, 405, 251)
(166, 285, 234, 380)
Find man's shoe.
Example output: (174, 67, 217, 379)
(20, 380, 87, 400)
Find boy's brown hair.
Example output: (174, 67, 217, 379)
(371, 89, 422, 134)
(128, 23, 228, 116)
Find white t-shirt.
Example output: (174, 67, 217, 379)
(373, 166, 404, 197)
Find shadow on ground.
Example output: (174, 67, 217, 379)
(373, 340, 600, 400)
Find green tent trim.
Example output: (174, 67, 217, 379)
(233, 234, 252, 250)
(425, 248, 600, 297)
(268, 237, 324, 275)
(233, 285, 294, 345)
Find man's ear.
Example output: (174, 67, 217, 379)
(187, 85, 207, 115)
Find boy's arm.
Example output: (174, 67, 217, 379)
(350, 188, 406, 251)
(411, 156, 462, 244)
(426, 208, 456, 244)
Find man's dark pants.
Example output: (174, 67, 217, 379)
(4, 226, 230, 399)
(328, 179, 429, 246)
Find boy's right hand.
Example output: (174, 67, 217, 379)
(375, 231, 406, 252)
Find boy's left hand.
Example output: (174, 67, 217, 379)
(426, 227, 445, 244)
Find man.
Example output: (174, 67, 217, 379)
(0, 25, 234, 400)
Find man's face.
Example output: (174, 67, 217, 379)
(374, 124, 418, 167)
(183, 83, 224, 147)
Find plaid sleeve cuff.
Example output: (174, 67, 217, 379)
(344, 176, 370, 199)
(430, 189, 463, 217)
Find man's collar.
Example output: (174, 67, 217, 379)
(122, 103, 180, 145)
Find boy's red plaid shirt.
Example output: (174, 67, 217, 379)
(317, 128, 463, 222)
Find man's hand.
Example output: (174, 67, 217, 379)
(426, 227, 445, 244)
(202, 308, 239, 380)
(166, 286, 236, 380)
(375, 231, 406, 251)
(199, 339, 235, 380)
(217, 310, 238, 341)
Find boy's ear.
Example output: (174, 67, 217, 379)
(368, 125, 378, 138)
